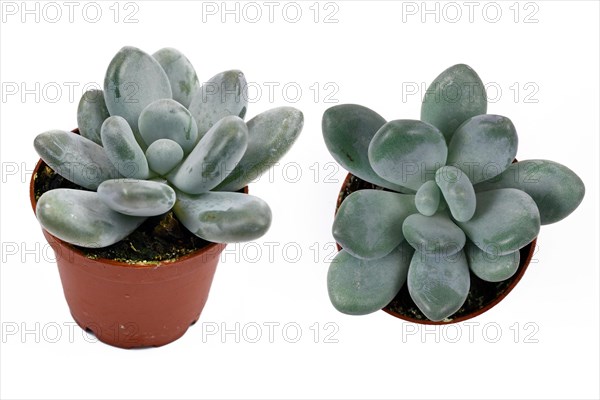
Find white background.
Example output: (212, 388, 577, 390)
(1, 1, 599, 399)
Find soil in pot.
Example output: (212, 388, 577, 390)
(336, 173, 537, 325)
(32, 163, 210, 263)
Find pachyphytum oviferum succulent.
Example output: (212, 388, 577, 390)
(323, 64, 585, 322)
(34, 46, 303, 248)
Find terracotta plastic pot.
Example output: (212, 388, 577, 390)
(30, 155, 234, 348)
(336, 173, 537, 325)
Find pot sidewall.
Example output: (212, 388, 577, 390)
(31, 157, 226, 348)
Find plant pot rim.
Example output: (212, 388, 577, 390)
(335, 172, 537, 325)
(30, 137, 244, 269)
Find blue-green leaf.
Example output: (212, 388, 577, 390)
(36, 189, 145, 248)
(456, 189, 540, 255)
(407, 249, 470, 322)
(103, 46, 172, 146)
(322, 104, 412, 192)
(216, 107, 303, 192)
(77, 89, 110, 145)
(446, 114, 518, 184)
(173, 191, 271, 243)
(369, 120, 447, 191)
(188, 70, 248, 139)
(34, 130, 120, 190)
(97, 179, 176, 217)
(421, 64, 487, 143)
(327, 242, 414, 315)
(333, 190, 417, 260)
(168, 116, 248, 194)
(475, 160, 585, 225)
(153, 47, 199, 108)
(101, 116, 149, 179)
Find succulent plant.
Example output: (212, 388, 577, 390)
(323, 64, 585, 321)
(34, 46, 303, 248)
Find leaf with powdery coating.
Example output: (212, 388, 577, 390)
(475, 160, 585, 225)
(333, 190, 416, 260)
(446, 114, 518, 184)
(435, 165, 476, 222)
(173, 191, 272, 243)
(103, 46, 172, 146)
(327, 242, 414, 316)
(34, 130, 120, 190)
(145, 139, 184, 176)
(153, 47, 200, 108)
(101, 116, 149, 179)
(421, 64, 487, 143)
(216, 107, 303, 192)
(369, 120, 447, 191)
(168, 116, 248, 194)
(77, 89, 110, 145)
(138, 99, 198, 154)
(415, 180, 440, 216)
(402, 212, 466, 257)
(408, 249, 470, 322)
(188, 70, 248, 139)
(465, 241, 520, 283)
(322, 104, 412, 193)
(36, 189, 145, 248)
(98, 179, 176, 217)
(456, 188, 540, 255)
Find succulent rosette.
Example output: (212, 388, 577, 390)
(323, 64, 584, 321)
(34, 46, 303, 248)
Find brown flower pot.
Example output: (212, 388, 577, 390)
(30, 155, 235, 348)
(336, 173, 537, 325)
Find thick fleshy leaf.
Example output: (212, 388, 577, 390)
(369, 120, 447, 191)
(101, 116, 149, 179)
(435, 166, 476, 222)
(446, 114, 518, 183)
(421, 64, 487, 142)
(216, 107, 304, 192)
(407, 249, 470, 322)
(173, 191, 271, 243)
(465, 241, 520, 283)
(36, 189, 145, 248)
(34, 130, 120, 190)
(169, 116, 248, 194)
(152, 47, 199, 108)
(415, 180, 440, 216)
(327, 242, 414, 315)
(456, 189, 540, 255)
(322, 104, 411, 192)
(333, 190, 417, 260)
(475, 160, 585, 225)
(138, 98, 198, 154)
(97, 179, 176, 217)
(402, 213, 466, 256)
(103, 46, 172, 146)
(77, 89, 110, 145)
(145, 139, 184, 176)
(188, 70, 248, 139)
